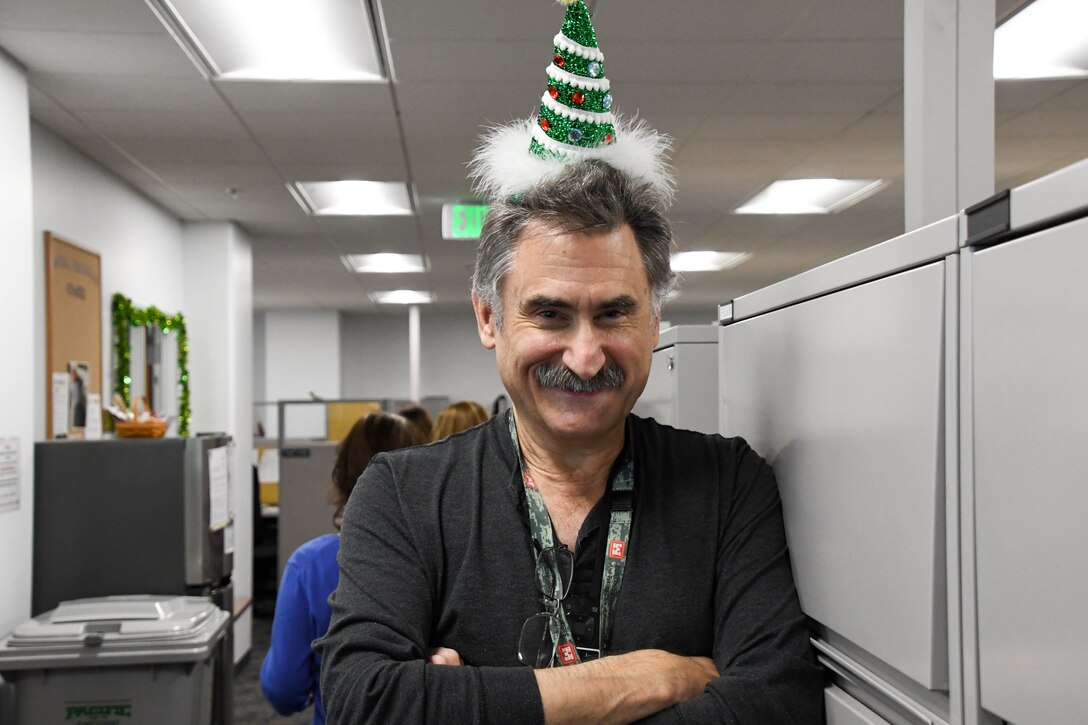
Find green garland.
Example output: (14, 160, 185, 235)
(111, 293, 191, 437)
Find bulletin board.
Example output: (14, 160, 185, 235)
(45, 232, 102, 439)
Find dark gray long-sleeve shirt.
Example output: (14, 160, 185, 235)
(317, 412, 822, 723)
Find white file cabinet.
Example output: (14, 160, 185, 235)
(719, 216, 960, 724)
(965, 158, 1088, 725)
(633, 325, 718, 434)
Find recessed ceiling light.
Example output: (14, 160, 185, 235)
(734, 179, 884, 215)
(148, 0, 385, 82)
(342, 254, 428, 274)
(289, 181, 414, 217)
(994, 0, 1088, 79)
(369, 290, 435, 305)
(671, 251, 751, 272)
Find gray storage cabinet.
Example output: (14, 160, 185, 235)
(633, 325, 719, 434)
(964, 157, 1088, 725)
(719, 215, 961, 724)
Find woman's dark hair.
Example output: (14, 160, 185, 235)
(331, 411, 421, 507)
(397, 404, 434, 441)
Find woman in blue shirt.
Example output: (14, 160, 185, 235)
(260, 411, 422, 723)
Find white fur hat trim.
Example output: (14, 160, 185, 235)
(468, 114, 674, 205)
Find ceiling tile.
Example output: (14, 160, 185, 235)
(216, 80, 395, 114)
(108, 135, 268, 165)
(0, 0, 165, 34)
(381, 0, 556, 41)
(262, 136, 408, 170)
(747, 40, 903, 84)
(0, 29, 194, 76)
(594, 0, 811, 42)
(32, 73, 224, 112)
(784, 0, 902, 40)
(77, 108, 249, 139)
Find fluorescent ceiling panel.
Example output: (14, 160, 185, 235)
(153, 0, 385, 81)
(735, 179, 884, 215)
(342, 253, 428, 274)
(290, 181, 413, 216)
(994, 0, 1088, 79)
(671, 251, 751, 272)
(370, 290, 435, 305)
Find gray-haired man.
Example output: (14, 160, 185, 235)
(317, 161, 822, 723)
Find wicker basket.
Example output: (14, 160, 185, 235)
(115, 418, 169, 439)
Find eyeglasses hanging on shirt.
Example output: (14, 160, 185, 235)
(507, 410, 634, 668)
(518, 546, 575, 668)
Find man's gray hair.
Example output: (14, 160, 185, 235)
(471, 160, 678, 326)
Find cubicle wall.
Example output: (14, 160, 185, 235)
(276, 441, 339, 582)
(719, 216, 961, 725)
(718, 154, 1088, 725)
(962, 158, 1088, 725)
(633, 325, 719, 435)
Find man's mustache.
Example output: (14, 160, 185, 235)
(535, 362, 625, 392)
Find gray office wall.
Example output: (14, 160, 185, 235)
(252, 306, 716, 414)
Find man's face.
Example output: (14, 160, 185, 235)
(473, 221, 659, 443)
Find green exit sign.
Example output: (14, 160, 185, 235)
(442, 203, 489, 240)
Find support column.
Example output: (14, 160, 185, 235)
(904, 0, 995, 230)
(0, 51, 35, 640)
(183, 221, 254, 665)
(408, 305, 421, 402)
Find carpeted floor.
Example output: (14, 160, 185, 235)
(233, 614, 313, 724)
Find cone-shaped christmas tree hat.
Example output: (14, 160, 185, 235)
(470, 0, 673, 203)
(530, 0, 615, 157)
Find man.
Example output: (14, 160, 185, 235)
(316, 161, 822, 723)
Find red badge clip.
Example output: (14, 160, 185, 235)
(557, 642, 578, 665)
(608, 540, 626, 559)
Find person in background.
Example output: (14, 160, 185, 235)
(260, 411, 422, 724)
(397, 403, 434, 442)
(431, 400, 489, 441)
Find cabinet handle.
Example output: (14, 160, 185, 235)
(667, 355, 674, 371)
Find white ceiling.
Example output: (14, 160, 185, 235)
(2, 0, 1085, 314)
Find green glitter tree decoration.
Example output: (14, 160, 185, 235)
(531, 0, 617, 159)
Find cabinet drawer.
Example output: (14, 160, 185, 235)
(826, 686, 890, 725)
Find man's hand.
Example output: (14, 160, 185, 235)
(426, 647, 464, 666)
(535, 649, 718, 725)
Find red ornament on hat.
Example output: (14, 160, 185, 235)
(540, 117, 550, 131)
(572, 91, 585, 105)
(548, 85, 559, 99)
(553, 53, 565, 67)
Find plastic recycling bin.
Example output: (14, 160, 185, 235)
(0, 594, 230, 725)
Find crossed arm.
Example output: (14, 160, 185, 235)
(429, 646, 718, 724)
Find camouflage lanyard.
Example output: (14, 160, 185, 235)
(507, 411, 634, 666)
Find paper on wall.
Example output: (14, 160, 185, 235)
(84, 393, 102, 440)
(256, 448, 279, 484)
(51, 373, 69, 438)
(208, 446, 230, 531)
(0, 438, 19, 514)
